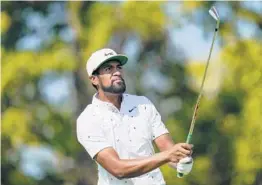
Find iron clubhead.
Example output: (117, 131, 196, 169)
(209, 6, 220, 22)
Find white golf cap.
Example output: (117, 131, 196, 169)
(86, 48, 128, 76)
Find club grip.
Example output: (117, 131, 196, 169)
(186, 134, 192, 144)
(176, 134, 192, 178)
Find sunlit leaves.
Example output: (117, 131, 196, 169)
(182, 1, 203, 12)
(83, 1, 166, 60)
(233, 138, 260, 185)
(186, 61, 222, 95)
(221, 40, 262, 92)
(237, 6, 262, 24)
(220, 39, 262, 185)
(232, 87, 262, 184)
(84, 2, 115, 57)
(221, 114, 238, 134)
(1, 11, 11, 34)
(2, 107, 37, 146)
(186, 62, 206, 88)
(1, 49, 76, 93)
(8, 170, 35, 185)
(67, 1, 83, 33)
(120, 1, 166, 40)
(190, 156, 211, 185)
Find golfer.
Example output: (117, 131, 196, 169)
(77, 48, 194, 185)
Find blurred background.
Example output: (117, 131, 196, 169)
(1, 1, 262, 185)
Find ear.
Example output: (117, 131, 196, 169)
(89, 75, 99, 86)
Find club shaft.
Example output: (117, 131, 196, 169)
(186, 26, 218, 144)
(177, 8, 220, 178)
(177, 28, 218, 178)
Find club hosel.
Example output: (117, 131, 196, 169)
(215, 21, 220, 31)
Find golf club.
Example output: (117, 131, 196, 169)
(177, 6, 220, 178)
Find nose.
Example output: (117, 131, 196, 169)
(113, 70, 121, 76)
(112, 67, 122, 76)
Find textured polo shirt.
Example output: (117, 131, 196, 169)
(77, 93, 169, 185)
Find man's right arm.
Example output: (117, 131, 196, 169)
(77, 109, 192, 179)
(95, 143, 192, 179)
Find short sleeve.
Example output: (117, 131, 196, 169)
(144, 97, 169, 140)
(76, 111, 112, 159)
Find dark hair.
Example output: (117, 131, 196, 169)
(91, 70, 99, 90)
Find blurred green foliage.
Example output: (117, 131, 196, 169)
(1, 1, 262, 185)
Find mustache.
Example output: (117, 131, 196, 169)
(112, 77, 125, 82)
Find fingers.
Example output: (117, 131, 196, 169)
(178, 147, 191, 156)
(174, 151, 187, 159)
(179, 156, 193, 164)
(177, 143, 193, 156)
(180, 143, 194, 150)
(172, 153, 189, 163)
(170, 155, 184, 163)
(168, 143, 194, 163)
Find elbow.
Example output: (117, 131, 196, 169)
(112, 168, 126, 180)
(111, 164, 135, 179)
(106, 161, 135, 179)
(113, 169, 139, 179)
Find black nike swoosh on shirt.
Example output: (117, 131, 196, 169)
(129, 106, 137, 112)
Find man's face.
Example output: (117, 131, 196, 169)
(91, 60, 126, 94)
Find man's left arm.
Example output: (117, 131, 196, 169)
(153, 133, 177, 168)
(154, 133, 175, 151)
(145, 97, 193, 175)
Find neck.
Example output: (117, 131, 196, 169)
(97, 91, 123, 110)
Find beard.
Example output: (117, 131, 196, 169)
(100, 78, 126, 94)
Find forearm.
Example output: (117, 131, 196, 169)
(96, 137, 192, 179)
(116, 150, 170, 179)
(154, 134, 177, 169)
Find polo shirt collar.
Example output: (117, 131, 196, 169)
(92, 93, 126, 112)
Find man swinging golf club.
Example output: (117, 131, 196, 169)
(76, 48, 193, 185)
(77, 6, 219, 184)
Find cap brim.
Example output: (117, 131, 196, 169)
(104, 55, 128, 66)
(93, 55, 128, 74)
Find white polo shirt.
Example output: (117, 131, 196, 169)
(77, 93, 169, 185)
